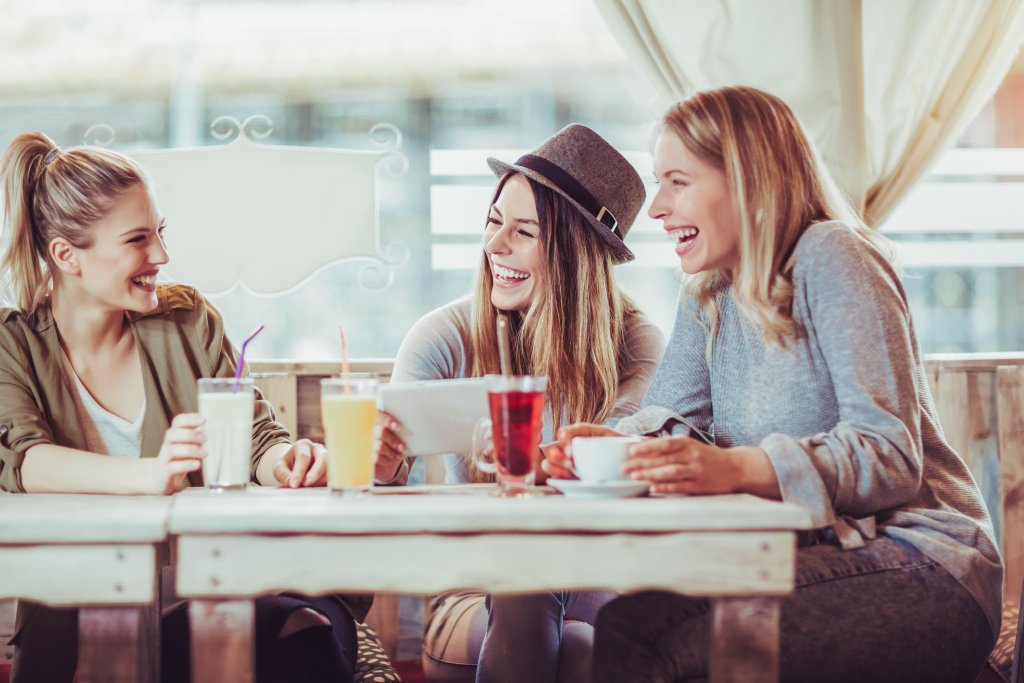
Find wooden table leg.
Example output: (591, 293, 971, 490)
(189, 599, 254, 683)
(78, 605, 159, 683)
(709, 596, 781, 683)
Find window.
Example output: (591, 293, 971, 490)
(2, 0, 1022, 357)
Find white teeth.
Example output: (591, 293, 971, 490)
(671, 228, 699, 243)
(132, 275, 156, 286)
(493, 264, 529, 279)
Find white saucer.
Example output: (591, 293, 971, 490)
(547, 479, 649, 499)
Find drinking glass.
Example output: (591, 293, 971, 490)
(321, 377, 378, 495)
(198, 378, 255, 491)
(472, 374, 547, 496)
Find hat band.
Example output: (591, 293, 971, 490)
(516, 154, 618, 234)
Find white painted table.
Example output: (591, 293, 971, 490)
(0, 493, 171, 683)
(170, 485, 811, 683)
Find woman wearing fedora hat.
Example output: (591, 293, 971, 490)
(375, 124, 664, 683)
(544, 87, 1001, 682)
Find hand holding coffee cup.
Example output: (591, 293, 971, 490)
(571, 436, 643, 483)
(541, 422, 626, 480)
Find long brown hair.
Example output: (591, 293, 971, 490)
(467, 173, 639, 481)
(1, 132, 150, 312)
(662, 86, 892, 350)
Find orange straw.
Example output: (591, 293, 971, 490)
(338, 324, 351, 394)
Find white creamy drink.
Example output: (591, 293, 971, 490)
(198, 384, 254, 490)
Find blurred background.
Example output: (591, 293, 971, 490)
(1, 0, 1023, 358)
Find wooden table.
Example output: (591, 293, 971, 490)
(170, 485, 811, 683)
(0, 493, 171, 683)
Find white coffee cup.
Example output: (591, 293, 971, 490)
(570, 436, 642, 482)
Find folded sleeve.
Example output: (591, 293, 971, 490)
(0, 325, 55, 492)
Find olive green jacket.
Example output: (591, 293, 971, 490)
(2, 286, 372, 678)
(0, 284, 288, 491)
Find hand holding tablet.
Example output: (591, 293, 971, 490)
(378, 378, 490, 456)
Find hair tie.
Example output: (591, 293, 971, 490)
(43, 147, 61, 165)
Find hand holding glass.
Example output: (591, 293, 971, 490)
(198, 378, 255, 491)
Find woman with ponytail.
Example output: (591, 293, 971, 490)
(378, 125, 664, 683)
(0, 133, 365, 683)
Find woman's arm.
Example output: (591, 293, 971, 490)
(607, 312, 665, 421)
(22, 413, 207, 495)
(377, 302, 465, 485)
(757, 226, 924, 523)
(615, 292, 714, 439)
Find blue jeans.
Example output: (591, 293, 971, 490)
(593, 536, 994, 683)
(476, 590, 615, 683)
(423, 590, 614, 683)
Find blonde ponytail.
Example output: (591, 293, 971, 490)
(0, 132, 150, 312)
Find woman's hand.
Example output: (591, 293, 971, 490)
(374, 410, 407, 482)
(270, 439, 327, 488)
(541, 422, 626, 480)
(148, 413, 207, 495)
(624, 437, 780, 497)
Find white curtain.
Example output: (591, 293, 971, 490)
(594, 0, 1024, 226)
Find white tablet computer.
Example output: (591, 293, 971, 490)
(379, 378, 490, 456)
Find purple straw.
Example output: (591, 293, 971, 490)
(232, 324, 265, 391)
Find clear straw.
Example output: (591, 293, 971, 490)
(232, 324, 265, 391)
(496, 314, 512, 377)
(338, 324, 352, 394)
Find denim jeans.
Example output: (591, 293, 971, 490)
(592, 536, 994, 683)
(423, 589, 614, 683)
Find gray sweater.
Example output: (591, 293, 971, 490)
(392, 297, 665, 484)
(617, 221, 1002, 637)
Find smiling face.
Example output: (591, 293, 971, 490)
(65, 183, 169, 314)
(649, 130, 740, 274)
(483, 173, 543, 312)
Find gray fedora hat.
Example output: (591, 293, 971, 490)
(487, 124, 645, 264)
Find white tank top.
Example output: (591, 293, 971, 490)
(61, 352, 144, 458)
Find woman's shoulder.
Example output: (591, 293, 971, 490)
(393, 296, 472, 381)
(623, 306, 666, 351)
(407, 296, 472, 341)
(131, 283, 205, 320)
(792, 221, 893, 279)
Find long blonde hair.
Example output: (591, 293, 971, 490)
(662, 86, 892, 349)
(0, 132, 150, 312)
(467, 173, 639, 481)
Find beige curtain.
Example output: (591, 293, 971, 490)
(595, 0, 1024, 226)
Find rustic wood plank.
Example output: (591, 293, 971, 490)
(168, 488, 811, 535)
(252, 372, 298, 439)
(0, 545, 155, 605)
(925, 353, 1024, 371)
(297, 375, 327, 443)
(78, 606, 157, 683)
(0, 495, 171, 543)
(251, 360, 394, 379)
(363, 593, 401, 661)
(997, 366, 1024, 602)
(709, 596, 780, 683)
(176, 531, 796, 597)
(189, 599, 254, 683)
